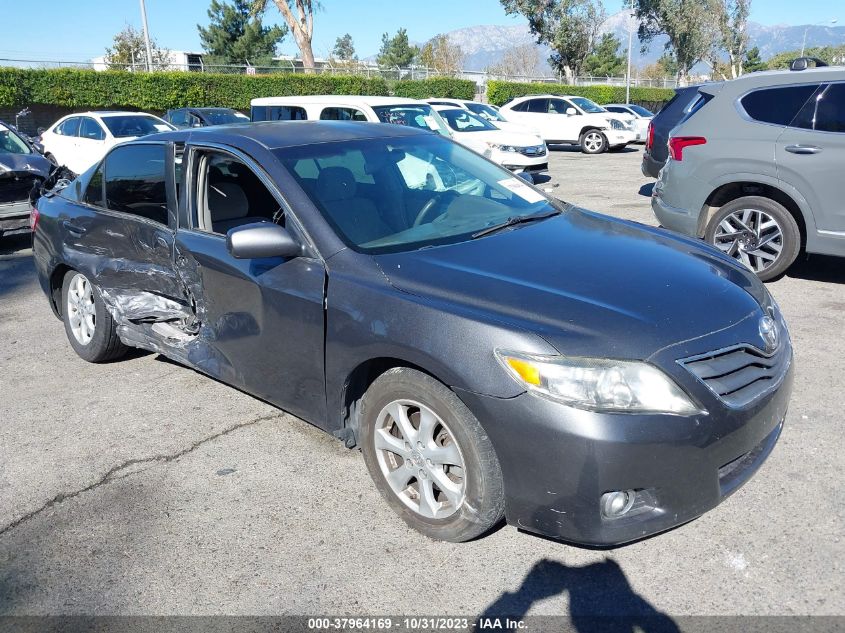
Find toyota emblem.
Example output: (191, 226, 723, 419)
(759, 316, 779, 353)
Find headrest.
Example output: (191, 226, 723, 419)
(317, 166, 356, 202)
(208, 182, 249, 221)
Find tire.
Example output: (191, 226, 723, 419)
(579, 129, 608, 154)
(44, 153, 57, 166)
(705, 196, 801, 282)
(61, 270, 128, 363)
(359, 367, 505, 542)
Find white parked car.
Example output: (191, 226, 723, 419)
(499, 95, 636, 154)
(425, 98, 533, 135)
(431, 106, 547, 175)
(604, 103, 655, 143)
(40, 111, 175, 174)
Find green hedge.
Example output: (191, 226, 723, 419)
(393, 77, 476, 100)
(487, 80, 675, 110)
(0, 68, 390, 111)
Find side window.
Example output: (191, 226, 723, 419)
(509, 100, 528, 112)
(56, 117, 80, 136)
(548, 99, 570, 114)
(606, 106, 625, 114)
(527, 99, 549, 113)
(169, 110, 188, 126)
(84, 165, 104, 207)
(740, 85, 820, 126)
(251, 105, 308, 121)
(104, 144, 168, 225)
(792, 83, 845, 133)
(199, 153, 284, 235)
(79, 117, 106, 141)
(319, 107, 368, 121)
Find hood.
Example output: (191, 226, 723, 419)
(490, 120, 538, 135)
(374, 209, 769, 361)
(0, 152, 52, 178)
(602, 112, 635, 123)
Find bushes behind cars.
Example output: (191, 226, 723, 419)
(0, 68, 390, 112)
(392, 78, 477, 101)
(487, 80, 675, 112)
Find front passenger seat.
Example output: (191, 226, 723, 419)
(315, 167, 392, 244)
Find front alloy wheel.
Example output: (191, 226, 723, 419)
(580, 130, 607, 154)
(705, 196, 800, 281)
(66, 272, 96, 345)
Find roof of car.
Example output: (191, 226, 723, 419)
(250, 95, 428, 106)
(151, 120, 429, 150)
(63, 111, 159, 119)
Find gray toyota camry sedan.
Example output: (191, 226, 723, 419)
(32, 121, 793, 545)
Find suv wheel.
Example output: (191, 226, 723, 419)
(359, 368, 505, 542)
(705, 196, 801, 281)
(580, 130, 607, 154)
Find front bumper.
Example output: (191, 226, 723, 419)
(490, 148, 548, 173)
(0, 201, 31, 235)
(456, 354, 793, 546)
(607, 130, 635, 147)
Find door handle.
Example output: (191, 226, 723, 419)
(62, 220, 87, 236)
(785, 145, 822, 155)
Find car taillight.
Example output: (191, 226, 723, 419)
(30, 204, 40, 231)
(668, 136, 707, 161)
(646, 121, 654, 151)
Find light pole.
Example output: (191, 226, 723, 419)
(139, 0, 154, 71)
(801, 18, 838, 57)
(625, 0, 634, 104)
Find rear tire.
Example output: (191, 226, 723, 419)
(61, 270, 128, 363)
(359, 367, 505, 542)
(580, 130, 608, 154)
(705, 196, 800, 281)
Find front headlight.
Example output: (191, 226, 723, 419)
(487, 142, 518, 152)
(496, 350, 704, 415)
(609, 118, 625, 131)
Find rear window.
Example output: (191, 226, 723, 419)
(101, 115, 170, 138)
(740, 85, 821, 126)
(251, 105, 308, 122)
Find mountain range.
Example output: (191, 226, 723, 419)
(430, 11, 845, 74)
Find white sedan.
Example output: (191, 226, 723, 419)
(40, 111, 175, 174)
(432, 106, 548, 175)
(604, 103, 655, 143)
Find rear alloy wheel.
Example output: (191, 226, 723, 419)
(360, 368, 505, 542)
(580, 130, 608, 154)
(61, 270, 128, 363)
(705, 196, 800, 281)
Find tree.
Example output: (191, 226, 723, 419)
(418, 34, 464, 75)
(501, 0, 606, 84)
(715, 0, 751, 78)
(198, 0, 286, 66)
(486, 42, 542, 78)
(582, 33, 625, 76)
(639, 52, 678, 82)
(251, 0, 319, 70)
(377, 28, 418, 68)
(743, 46, 765, 72)
(105, 25, 170, 70)
(633, 0, 720, 83)
(332, 33, 356, 61)
(766, 45, 845, 69)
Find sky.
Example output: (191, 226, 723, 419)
(0, 0, 843, 63)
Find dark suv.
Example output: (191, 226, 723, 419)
(641, 85, 702, 178)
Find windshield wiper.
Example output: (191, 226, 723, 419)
(471, 210, 561, 239)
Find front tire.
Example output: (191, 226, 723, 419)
(705, 196, 800, 281)
(360, 368, 505, 542)
(61, 270, 127, 363)
(580, 129, 608, 154)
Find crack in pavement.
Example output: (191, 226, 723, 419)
(0, 412, 284, 539)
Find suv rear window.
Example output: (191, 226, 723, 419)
(741, 85, 820, 126)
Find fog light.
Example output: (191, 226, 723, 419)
(601, 490, 636, 519)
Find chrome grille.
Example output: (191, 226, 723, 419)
(517, 145, 546, 157)
(679, 345, 790, 408)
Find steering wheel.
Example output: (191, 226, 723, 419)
(413, 196, 441, 227)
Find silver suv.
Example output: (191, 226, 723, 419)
(652, 60, 845, 280)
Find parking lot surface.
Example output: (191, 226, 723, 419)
(1, 146, 843, 619)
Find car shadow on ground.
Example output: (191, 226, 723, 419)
(638, 182, 655, 197)
(786, 254, 845, 284)
(547, 145, 642, 155)
(0, 234, 36, 300)
(473, 558, 680, 633)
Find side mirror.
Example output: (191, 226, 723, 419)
(33, 142, 45, 154)
(516, 172, 534, 184)
(226, 222, 302, 259)
(566, 107, 578, 116)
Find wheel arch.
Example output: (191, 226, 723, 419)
(579, 125, 604, 139)
(48, 263, 73, 318)
(701, 181, 807, 246)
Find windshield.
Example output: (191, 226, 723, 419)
(371, 104, 451, 137)
(466, 103, 507, 122)
(276, 134, 561, 254)
(438, 109, 498, 133)
(570, 97, 606, 114)
(101, 115, 171, 138)
(200, 109, 244, 125)
(629, 104, 654, 117)
(0, 127, 31, 154)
